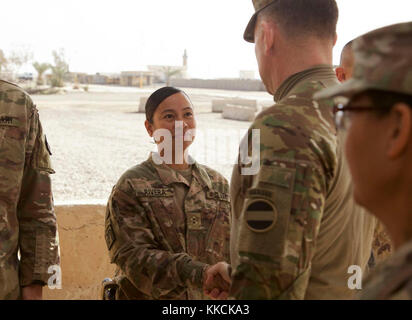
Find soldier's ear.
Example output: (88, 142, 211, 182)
(335, 67, 346, 83)
(387, 103, 412, 160)
(145, 119, 154, 137)
(260, 20, 275, 55)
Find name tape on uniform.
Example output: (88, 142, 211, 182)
(206, 191, 229, 202)
(138, 188, 174, 197)
(0, 116, 19, 127)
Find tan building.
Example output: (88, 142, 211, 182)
(120, 71, 154, 87)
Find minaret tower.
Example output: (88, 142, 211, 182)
(182, 49, 188, 78)
(183, 49, 188, 68)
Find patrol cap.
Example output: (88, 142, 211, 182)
(315, 21, 412, 101)
(244, 0, 278, 43)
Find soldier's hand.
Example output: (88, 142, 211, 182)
(21, 284, 43, 300)
(203, 262, 231, 300)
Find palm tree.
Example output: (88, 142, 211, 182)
(50, 49, 69, 87)
(32, 62, 49, 85)
(161, 66, 182, 86)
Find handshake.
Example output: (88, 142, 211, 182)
(203, 262, 231, 300)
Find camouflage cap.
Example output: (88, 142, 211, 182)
(315, 21, 412, 100)
(244, 0, 277, 43)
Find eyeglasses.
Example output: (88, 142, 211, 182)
(333, 104, 383, 131)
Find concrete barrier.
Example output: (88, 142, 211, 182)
(222, 104, 256, 122)
(230, 98, 257, 110)
(43, 205, 116, 300)
(138, 97, 148, 113)
(212, 98, 257, 113)
(211, 99, 227, 113)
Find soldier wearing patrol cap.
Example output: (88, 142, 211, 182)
(0, 80, 59, 300)
(105, 87, 231, 300)
(336, 40, 394, 270)
(315, 21, 412, 300)
(229, 0, 377, 299)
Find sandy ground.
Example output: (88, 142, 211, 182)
(32, 84, 273, 204)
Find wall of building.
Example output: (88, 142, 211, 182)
(43, 205, 115, 300)
(170, 78, 266, 92)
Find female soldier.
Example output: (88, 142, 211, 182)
(105, 87, 231, 300)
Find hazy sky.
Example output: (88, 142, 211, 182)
(1, 0, 411, 79)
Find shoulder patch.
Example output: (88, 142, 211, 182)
(244, 199, 277, 233)
(247, 188, 273, 199)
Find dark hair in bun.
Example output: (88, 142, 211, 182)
(145, 86, 187, 123)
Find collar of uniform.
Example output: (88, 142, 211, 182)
(274, 64, 336, 102)
(147, 152, 212, 189)
(191, 162, 212, 190)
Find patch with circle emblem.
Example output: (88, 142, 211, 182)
(244, 199, 277, 233)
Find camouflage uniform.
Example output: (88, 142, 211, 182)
(105, 153, 230, 300)
(368, 222, 393, 269)
(0, 80, 59, 300)
(316, 21, 412, 300)
(230, 64, 376, 300)
(361, 241, 412, 300)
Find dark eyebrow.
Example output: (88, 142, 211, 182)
(161, 109, 176, 114)
(161, 107, 193, 114)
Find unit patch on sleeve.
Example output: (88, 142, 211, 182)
(244, 199, 277, 233)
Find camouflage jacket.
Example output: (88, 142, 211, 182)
(105, 153, 231, 300)
(368, 221, 393, 269)
(0, 80, 59, 300)
(360, 240, 412, 300)
(229, 65, 376, 300)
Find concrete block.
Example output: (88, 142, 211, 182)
(230, 98, 257, 111)
(212, 98, 258, 113)
(222, 104, 256, 122)
(212, 99, 227, 113)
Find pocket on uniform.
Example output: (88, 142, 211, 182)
(0, 123, 24, 170)
(142, 197, 184, 252)
(205, 196, 231, 262)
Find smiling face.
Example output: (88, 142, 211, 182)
(145, 91, 196, 153)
